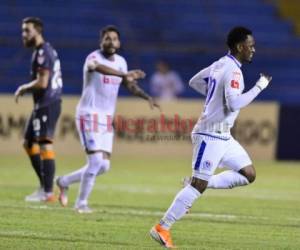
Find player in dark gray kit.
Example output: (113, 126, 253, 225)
(15, 17, 62, 202)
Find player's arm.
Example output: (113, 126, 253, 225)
(87, 60, 126, 77)
(87, 60, 146, 83)
(123, 79, 161, 111)
(189, 66, 211, 96)
(14, 69, 50, 103)
(226, 73, 272, 112)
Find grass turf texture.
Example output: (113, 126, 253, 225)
(0, 154, 299, 249)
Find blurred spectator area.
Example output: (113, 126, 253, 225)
(0, 0, 300, 103)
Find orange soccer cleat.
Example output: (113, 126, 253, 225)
(44, 193, 58, 203)
(150, 224, 176, 249)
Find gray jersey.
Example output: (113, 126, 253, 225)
(31, 42, 62, 109)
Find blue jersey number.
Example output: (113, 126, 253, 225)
(205, 77, 216, 105)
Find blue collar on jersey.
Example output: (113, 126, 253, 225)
(226, 54, 242, 68)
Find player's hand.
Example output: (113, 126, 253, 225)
(148, 97, 161, 111)
(87, 60, 97, 71)
(256, 73, 272, 90)
(14, 85, 27, 103)
(127, 70, 146, 80)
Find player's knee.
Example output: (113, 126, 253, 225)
(247, 171, 256, 183)
(86, 152, 108, 176)
(97, 159, 110, 176)
(39, 141, 53, 149)
(39, 142, 55, 160)
(191, 177, 208, 193)
(23, 140, 34, 149)
(102, 159, 110, 173)
(23, 140, 40, 155)
(240, 165, 256, 184)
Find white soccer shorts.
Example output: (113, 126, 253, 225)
(191, 133, 252, 181)
(75, 114, 114, 153)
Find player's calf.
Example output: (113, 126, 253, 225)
(23, 141, 44, 190)
(40, 142, 56, 196)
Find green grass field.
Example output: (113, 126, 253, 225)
(0, 154, 299, 249)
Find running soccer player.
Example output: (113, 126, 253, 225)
(150, 27, 272, 248)
(56, 25, 160, 213)
(15, 17, 62, 202)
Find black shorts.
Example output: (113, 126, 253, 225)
(24, 100, 61, 143)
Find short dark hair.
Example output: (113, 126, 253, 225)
(226, 26, 252, 51)
(100, 25, 120, 39)
(23, 17, 43, 33)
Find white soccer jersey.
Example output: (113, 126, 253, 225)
(191, 54, 244, 136)
(76, 50, 128, 123)
(189, 54, 253, 180)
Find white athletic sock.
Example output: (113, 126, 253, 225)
(76, 153, 107, 207)
(60, 165, 87, 187)
(207, 170, 249, 189)
(160, 185, 201, 230)
(76, 171, 96, 207)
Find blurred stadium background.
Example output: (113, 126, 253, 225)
(1, 0, 300, 159)
(0, 0, 299, 249)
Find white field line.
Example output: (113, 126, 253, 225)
(0, 203, 270, 221)
(0, 230, 45, 238)
(91, 184, 300, 202)
(10, 204, 238, 220)
(2, 203, 300, 223)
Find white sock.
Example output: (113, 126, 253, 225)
(207, 170, 249, 189)
(76, 153, 108, 207)
(60, 165, 87, 187)
(160, 185, 201, 230)
(76, 171, 96, 207)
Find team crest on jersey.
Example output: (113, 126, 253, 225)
(231, 71, 241, 89)
(88, 139, 95, 145)
(38, 49, 44, 55)
(231, 80, 239, 89)
(42, 115, 47, 122)
(202, 160, 212, 170)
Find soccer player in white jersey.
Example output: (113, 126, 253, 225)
(150, 26, 272, 248)
(56, 25, 160, 213)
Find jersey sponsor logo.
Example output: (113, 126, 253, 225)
(231, 80, 240, 89)
(102, 75, 121, 85)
